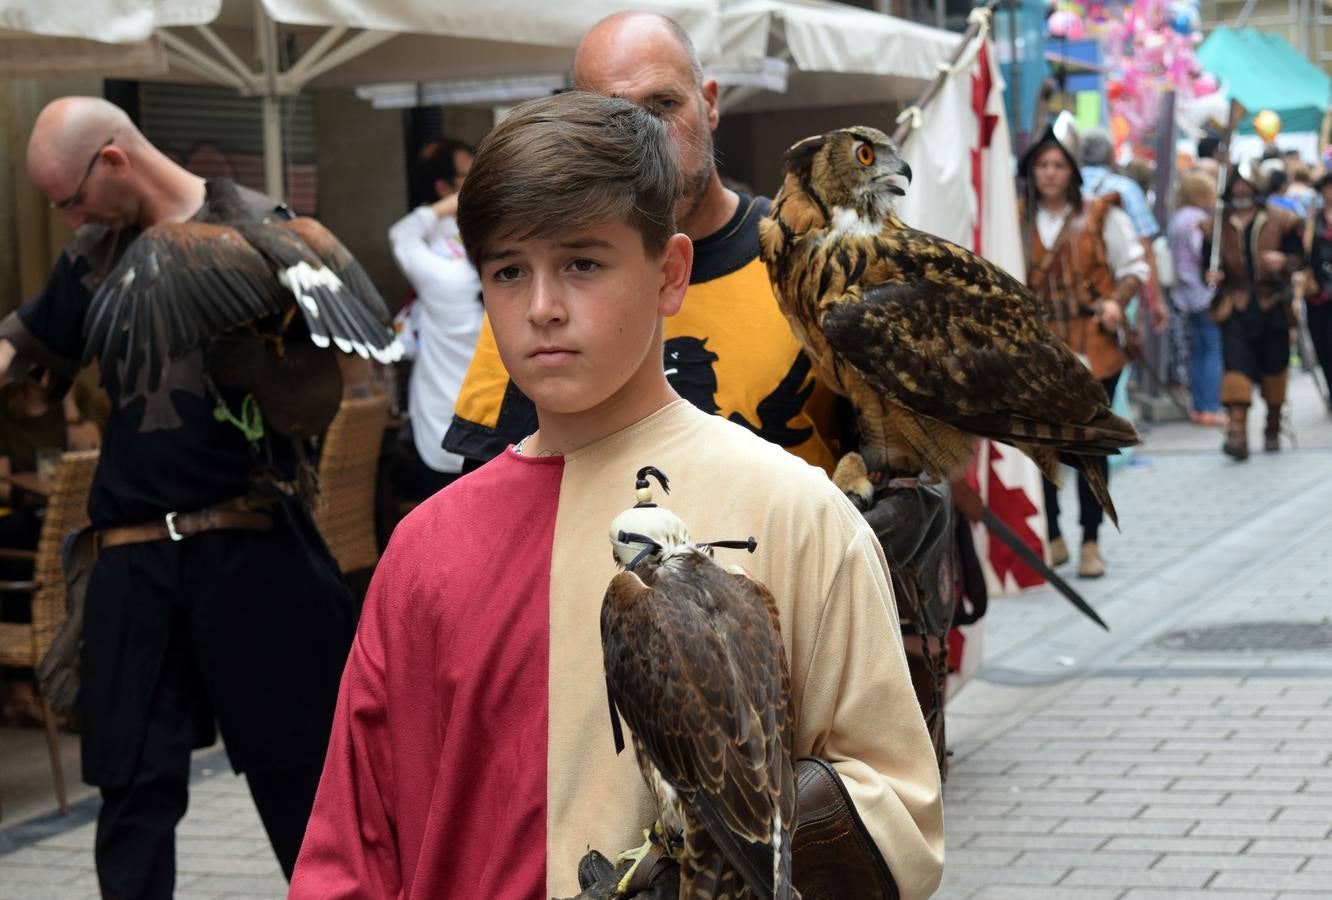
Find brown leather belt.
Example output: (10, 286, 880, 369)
(96, 497, 275, 552)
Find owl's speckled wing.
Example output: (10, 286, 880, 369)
(819, 226, 1133, 452)
(601, 553, 795, 899)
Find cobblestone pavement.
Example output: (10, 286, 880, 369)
(940, 370, 1332, 899)
(0, 372, 1328, 899)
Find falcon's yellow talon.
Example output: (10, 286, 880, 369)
(613, 830, 656, 895)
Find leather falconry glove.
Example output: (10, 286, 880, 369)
(556, 758, 900, 900)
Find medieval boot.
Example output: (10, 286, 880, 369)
(1222, 405, 1249, 461)
(1049, 535, 1069, 567)
(1264, 406, 1282, 453)
(1078, 541, 1105, 578)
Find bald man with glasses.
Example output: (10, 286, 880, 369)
(0, 96, 358, 900)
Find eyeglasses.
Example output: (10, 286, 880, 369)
(50, 137, 114, 211)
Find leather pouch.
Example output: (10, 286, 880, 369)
(793, 756, 900, 900)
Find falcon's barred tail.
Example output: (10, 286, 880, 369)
(1066, 452, 1120, 529)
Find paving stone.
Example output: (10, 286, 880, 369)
(941, 848, 1022, 867)
(1136, 803, 1265, 822)
(969, 888, 1122, 900)
(1212, 872, 1332, 891)
(1273, 807, 1332, 824)
(1191, 821, 1331, 839)
(941, 865, 1071, 887)
(1014, 803, 1146, 820)
(1053, 819, 1195, 837)
(1118, 892, 1275, 900)
(1247, 838, 1332, 856)
(1102, 791, 1224, 807)
(1060, 866, 1211, 887)
(1168, 776, 1307, 793)
(1154, 852, 1305, 871)
(1015, 850, 1159, 869)
(172, 874, 287, 896)
(1102, 836, 1251, 854)
(945, 816, 1065, 836)
(963, 833, 1109, 853)
(0, 862, 88, 885)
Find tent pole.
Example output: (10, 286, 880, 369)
(282, 31, 396, 91)
(279, 26, 348, 87)
(256, 0, 284, 200)
(193, 25, 259, 87)
(157, 30, 250, 92)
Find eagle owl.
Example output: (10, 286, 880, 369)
(601, 468, 795, 900)
(758, 126, 1139, 525)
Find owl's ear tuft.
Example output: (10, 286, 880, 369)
(782, 133, 826, 183)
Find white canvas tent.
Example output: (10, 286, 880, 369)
(0, 0, 719, 196)
(714, 0, 960, 112)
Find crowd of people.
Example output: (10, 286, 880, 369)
(0, 6, 1330, 900)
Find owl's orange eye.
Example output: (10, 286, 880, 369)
(855, 143, 875, 166)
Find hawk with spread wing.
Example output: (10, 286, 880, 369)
(82, 179, 401, 432)
(758, 126, 1139, 525)
(601, 467, 795, 900)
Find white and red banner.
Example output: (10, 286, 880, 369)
(897, 37, 1048, 688)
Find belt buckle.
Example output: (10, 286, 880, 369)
(165, 512, 184, 542)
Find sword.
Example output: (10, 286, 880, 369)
(953, 478, 1110, 631)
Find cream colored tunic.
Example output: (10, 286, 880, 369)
(546, 400, 943, 898)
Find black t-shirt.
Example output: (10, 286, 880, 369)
(4, 181, 294, 528)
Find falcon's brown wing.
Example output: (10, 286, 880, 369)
(601, 554, 795, 899)
(819, 228, 1137, 454)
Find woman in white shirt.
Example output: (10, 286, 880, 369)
(388, 139, 484, 498)
(1019, 113, 1150, 579)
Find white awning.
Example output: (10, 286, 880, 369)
(717, 0, 962, 112)
(0, 0, 720, 196)
(0, 0, 718, 58)
(0, 1, 221, 42)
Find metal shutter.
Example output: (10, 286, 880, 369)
(139, 82, 318, 214)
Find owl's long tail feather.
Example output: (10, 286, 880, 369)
(1065, 452, 1120, 529)
(1006, 405, 1139, 454)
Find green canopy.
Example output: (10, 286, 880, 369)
(1197, 27, 1330, 135)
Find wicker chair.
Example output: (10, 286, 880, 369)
(315, 394, 390, 575)
(0, 449, 98, 817)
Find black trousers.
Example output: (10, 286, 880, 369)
(1044, 371, 1122, 545)
(93, 596, 328, 899)
(1307, 301, 1332, 404)
(84, 510, 353, 899)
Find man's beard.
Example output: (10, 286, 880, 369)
(674, 129, 715, 225)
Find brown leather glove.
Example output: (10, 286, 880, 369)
(555, 843, 679, 900)
(559, 758, 899, 900)
(794, 757, 900, 900)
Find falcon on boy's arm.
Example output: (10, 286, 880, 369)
(290, 403, 943, 900)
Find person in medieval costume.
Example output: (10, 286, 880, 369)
(443, 10, 960, 774)
(0, 96, 393, 899)
(1018, 112, 1151, 579)
(1203, 161, 1306, 459)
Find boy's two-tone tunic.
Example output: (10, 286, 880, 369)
(291, 400, 944, 899)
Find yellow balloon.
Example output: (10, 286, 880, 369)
(1253, 109, 1281, 144)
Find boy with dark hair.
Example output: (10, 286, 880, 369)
(290, 92, 943, 899)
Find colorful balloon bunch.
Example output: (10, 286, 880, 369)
(1045, 0, 1215, 152)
